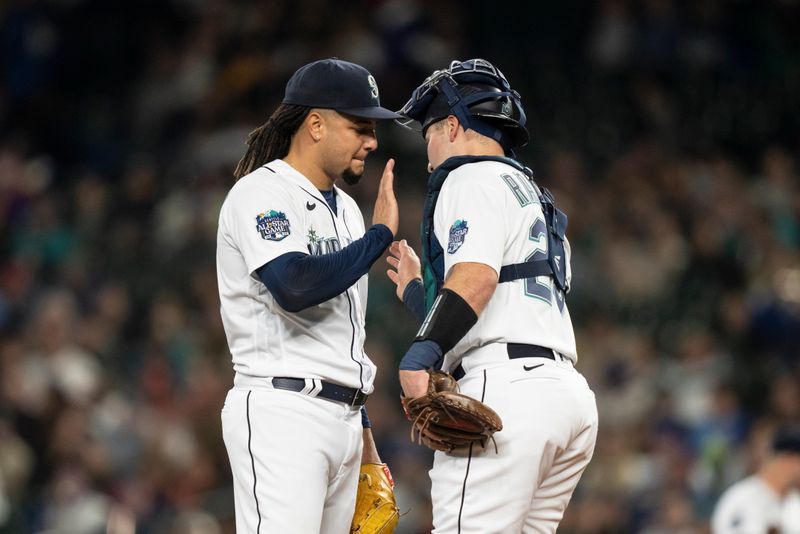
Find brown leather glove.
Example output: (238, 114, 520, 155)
(402, 370, 503, 452)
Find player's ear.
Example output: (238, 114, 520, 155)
(446, 115, 459, 142)
(305, 110, 324, 142)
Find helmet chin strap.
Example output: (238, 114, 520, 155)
(435, 77, 513, 153)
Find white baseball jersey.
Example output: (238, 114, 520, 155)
(216, 158, 376, 392)
(217, 159, 374, 533)
(712, 476, 800, 533)
(427, 158, 597, 534)
(434, 159, 577, 372)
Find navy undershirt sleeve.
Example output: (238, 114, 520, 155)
(402, 278, 426, 323)
(361, 406, 371, 428)
(257, 224, 393, 312)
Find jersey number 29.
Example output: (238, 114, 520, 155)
(525, 218, 565, 311)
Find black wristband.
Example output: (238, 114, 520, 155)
(415, 288, 478, 355)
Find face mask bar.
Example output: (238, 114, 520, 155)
(397, 59, 511, 122)
(395, 59, 526, 150)
(395, 68, 454, 131)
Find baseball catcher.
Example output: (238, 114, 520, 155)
(386, 58, 598, 532)
(350, 463, 400, 533)
(402, 370, 503, 452)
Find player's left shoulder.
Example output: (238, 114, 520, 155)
(443, 160, 521, 201)
(450, 159, 522, 185)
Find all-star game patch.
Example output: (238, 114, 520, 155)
(447, 219, 469, 254)
(255, 210, 291, 241)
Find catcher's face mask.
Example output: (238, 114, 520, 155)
(396, 59, 529, 149)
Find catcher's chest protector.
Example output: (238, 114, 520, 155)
(420, 155, 569, 311)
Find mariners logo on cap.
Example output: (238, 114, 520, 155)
(256, 210, 291, 241)
(368, 75, 379, 100)
(447, 219, 469, 254)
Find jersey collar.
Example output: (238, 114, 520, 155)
(268, 159, 344, 218)
(267, 159, 321, 190)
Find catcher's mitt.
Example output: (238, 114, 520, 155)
(350, 463, 399, 534)
(402, 370, 503, 452)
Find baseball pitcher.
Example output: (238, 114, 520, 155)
(217, 58, 399, 533)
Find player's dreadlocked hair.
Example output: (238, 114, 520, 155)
(233, 104, 311, 179)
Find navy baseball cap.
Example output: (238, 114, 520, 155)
(282, 58, 400, 120)
(772, 424, 800, 454)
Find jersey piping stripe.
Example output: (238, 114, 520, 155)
(298, 186, 365, 389)
(340, 209, 365, 391)
(297, 187, 328, 213)
(262, 165, 276, 173)
(456, 369, 488, 533)
(457, 443, 474, 533)
(246, 390, 262, 533)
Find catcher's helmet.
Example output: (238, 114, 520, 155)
(396, 59, 529, 150)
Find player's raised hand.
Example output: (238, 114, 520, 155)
(372, 158, 398, 236)
(386, 239, 422, 301)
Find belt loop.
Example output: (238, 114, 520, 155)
(309, 378, 323, 396)
(299, 378, 316, 396)
(351, 390, 368, 407)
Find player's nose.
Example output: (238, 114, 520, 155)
(363, 133, 377, 152)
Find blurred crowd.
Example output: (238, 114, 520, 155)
(1, 0, 798, 532)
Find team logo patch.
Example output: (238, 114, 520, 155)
(447, 220, 469, 254)
(255, 210, 291, 241)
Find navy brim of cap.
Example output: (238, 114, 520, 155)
(337, 106, 401, 120)
(773, 426, 800, 453)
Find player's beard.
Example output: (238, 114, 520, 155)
(341, 168, 362, 185)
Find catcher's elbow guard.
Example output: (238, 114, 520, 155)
(350, 463, 399, 533)
(415, 288, 478, 355)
